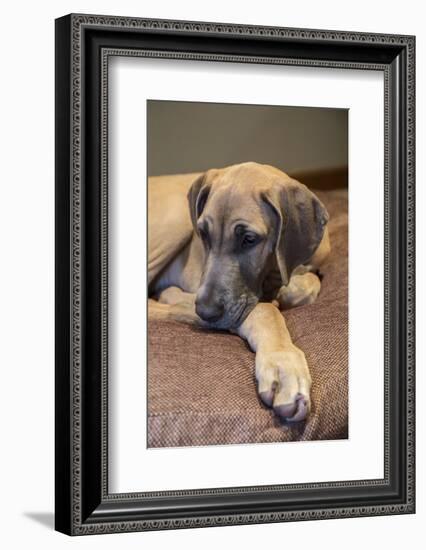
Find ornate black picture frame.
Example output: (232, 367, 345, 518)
(55, 13, 415, 535)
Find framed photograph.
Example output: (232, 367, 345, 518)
(55, 14, 415, 535)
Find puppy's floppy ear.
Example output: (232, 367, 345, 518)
(187, 169, 218, 233)
(262, 179, 329, 286)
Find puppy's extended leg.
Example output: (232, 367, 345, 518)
(237, 303, 311, 422)
(149, 291, 311, 421)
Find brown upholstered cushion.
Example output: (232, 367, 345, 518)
(148, 189, 348, 447)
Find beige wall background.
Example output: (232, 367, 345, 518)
(147, 100, 348, 178)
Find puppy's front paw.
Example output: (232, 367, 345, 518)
(256, 347, 312, 422)
(276, 272, 321, 310)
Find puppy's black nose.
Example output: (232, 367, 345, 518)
(195, 300, 224, 323)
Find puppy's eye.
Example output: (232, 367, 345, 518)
(241, 232, 258, 249)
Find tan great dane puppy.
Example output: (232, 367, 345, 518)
(148, 162, 330, 422)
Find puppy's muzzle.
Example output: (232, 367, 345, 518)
(195, 299, 224, 323)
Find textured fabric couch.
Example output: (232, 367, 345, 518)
(148, 189, 348, 448)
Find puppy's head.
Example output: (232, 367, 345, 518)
(188, 162, 329, 329)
